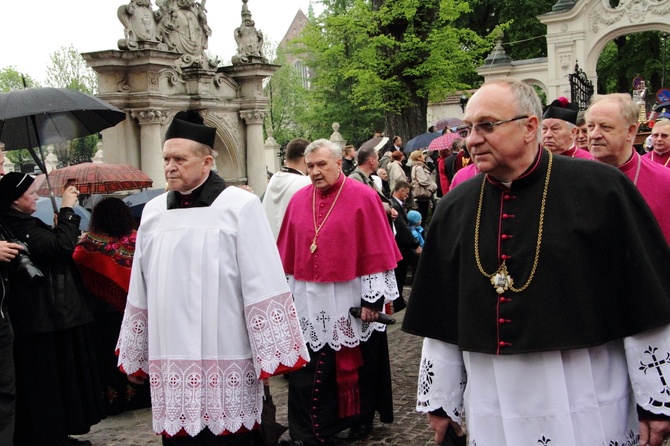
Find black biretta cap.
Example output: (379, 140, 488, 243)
(165, 111, 216, 148)
(542, 97, 579, 125)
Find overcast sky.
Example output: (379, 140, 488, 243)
(1, 0, 319, 83)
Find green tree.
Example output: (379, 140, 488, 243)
(45, 44, 100, 166)
(596, 31, 669, 105)
(458, 0, 555, 62)
(293, 0, 491, 144)
(0, 67, 40, 171)
(0, 66, 39, 91)
(45, 44, 98, 94)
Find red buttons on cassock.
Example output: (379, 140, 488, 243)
(498, 318, 505, 324)
(499, 341, 506, 346)
(502, 214, 509, 219)
(501, 234, 508, 240)
(501, 255, 508, 260)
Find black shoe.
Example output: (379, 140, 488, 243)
(347, 422, 373, 441)
(393, 299, 407, 312)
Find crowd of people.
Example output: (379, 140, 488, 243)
(1, 77, 670, 446)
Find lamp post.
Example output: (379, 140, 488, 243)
(663, 33, 667, 88)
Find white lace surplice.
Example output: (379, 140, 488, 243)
(288, 270, 398, 351)
(417, 324, 670, 446)
(116, 187, 309, 437)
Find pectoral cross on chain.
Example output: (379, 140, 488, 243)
(640, 346, 670, 395)
(316, 311, 330, 333)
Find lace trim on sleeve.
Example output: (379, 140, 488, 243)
(361, 270, 399, 304)
(416, 338, 465, 424)
(625, 324, 670, 416)
(245, 291, 310, 378)
(116, 302, 149, 375)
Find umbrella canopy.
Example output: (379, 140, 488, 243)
(434, 117, 464, 132)
(0, 88, 126, 152)
(426, 132, 463, 152)
(359, 136, 389, 152)
(404, 132, 442, 154)
(122, 188, 165, 218)
(35, 163, 153, 196)
(0, 87, 126, 213)
(34, 197, 91, 231)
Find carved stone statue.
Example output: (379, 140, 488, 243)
(118, 0, 162, 50)
(232, 0, 267, 64)
(154, 0, 216, 69)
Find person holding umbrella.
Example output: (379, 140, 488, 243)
(0, 172, 104, 446)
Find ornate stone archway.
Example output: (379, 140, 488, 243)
(82, 0, 277, 195)
(477, 0, 670, 100)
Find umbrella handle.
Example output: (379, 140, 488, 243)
(26, 115, 58, 215)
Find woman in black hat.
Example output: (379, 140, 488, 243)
(0, 173, 105, 446)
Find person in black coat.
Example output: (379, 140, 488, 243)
(389, 180, 421, 312)
(0, 172, 104, 446)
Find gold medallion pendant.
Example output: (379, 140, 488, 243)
(491, 263, 514, 294)
(474, 151, 553, 294)
(310, 241, 317, 254)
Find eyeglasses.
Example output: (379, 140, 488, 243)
(651, 133, 670, 139)
(456, 115, 529, 137)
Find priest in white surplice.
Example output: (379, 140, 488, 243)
(116, 112, 309, 446)
(402, 79, 670, 446)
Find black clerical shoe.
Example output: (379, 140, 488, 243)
(347, 421, 373, 441)
(393, 298, 407, 312)
(65, 437, 92, 446)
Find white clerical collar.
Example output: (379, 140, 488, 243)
(178, 176, 209, 195)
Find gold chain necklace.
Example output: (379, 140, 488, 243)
(474, 150, 553, 294)
(310, 177, 346, 254)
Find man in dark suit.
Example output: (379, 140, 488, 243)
(390, 179, 421, 312)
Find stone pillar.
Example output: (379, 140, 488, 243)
(241, 110, 267, 196)
(329, 122, 346, 149)
(131, 109, 168, 190)
(264, 126, 280, 173)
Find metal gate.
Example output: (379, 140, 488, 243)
(569, 62, 594, 110)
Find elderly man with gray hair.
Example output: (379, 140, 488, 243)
(404, 79, 670, 446)
(277, 139, 401, 445)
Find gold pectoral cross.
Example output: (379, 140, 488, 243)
(490, 262, 514, 294)
(310, 237, 317, 254)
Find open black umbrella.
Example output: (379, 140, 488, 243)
(359, 136, 389, 152)
(123, 188, 165, 219)
(0, 87, 126, 212)
(404, 131, 441, 154)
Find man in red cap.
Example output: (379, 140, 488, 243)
(541, 97, 592, 159)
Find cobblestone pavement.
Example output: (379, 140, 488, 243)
(77, 289, 439, 445)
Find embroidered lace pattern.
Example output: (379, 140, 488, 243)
(416, 339, 465, 425)
(291, 270, 398, 351)
(149, 358, 262, 436)
(468, 428, 639, 446)
(245, 291, 310, 377)
(116, 303, 149, 374)
(117, 294, 309, 436)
